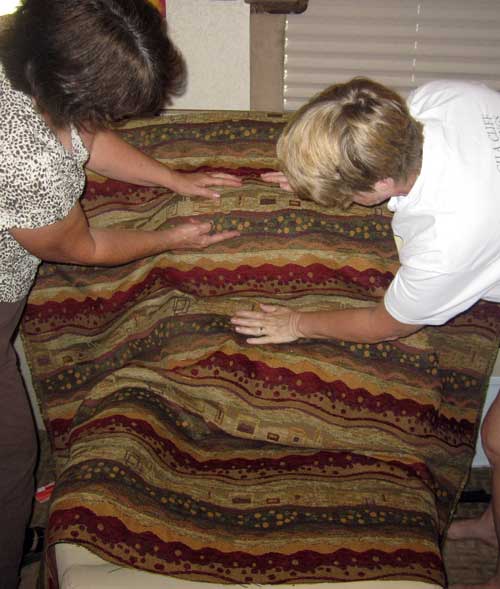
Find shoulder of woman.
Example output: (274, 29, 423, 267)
(0, 78, 42, 149)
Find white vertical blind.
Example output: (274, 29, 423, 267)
(284, 0, 500, 110)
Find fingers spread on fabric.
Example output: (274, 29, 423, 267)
(208, 172, 242, 186)
(230, 305, 301, 344)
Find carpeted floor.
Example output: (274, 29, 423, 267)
(443, 467, 497, 586)
(19, 431, 497, 588)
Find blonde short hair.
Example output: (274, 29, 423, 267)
(277, 78, 423, 208)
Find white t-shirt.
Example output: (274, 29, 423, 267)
(384, 80, 500, 325)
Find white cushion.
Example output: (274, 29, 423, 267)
(56, 543, 443, 589)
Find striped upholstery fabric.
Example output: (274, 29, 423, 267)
(20, 111, 500, 588)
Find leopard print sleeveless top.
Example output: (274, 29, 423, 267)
(0, 63, 89, 301)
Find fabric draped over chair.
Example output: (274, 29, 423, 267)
(20, 111, 500, 588)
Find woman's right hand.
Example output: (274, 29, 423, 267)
(164, 218, 240, 250)
(10, 204, 239, 267)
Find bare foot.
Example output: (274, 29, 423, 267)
(447, 506, 498, 548)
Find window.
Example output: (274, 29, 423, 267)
(284, 0, 500, 109)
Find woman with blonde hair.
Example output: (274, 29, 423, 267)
(232, 76, 500, 589)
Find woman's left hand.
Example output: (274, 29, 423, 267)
(168, 170, 242, 199)
(261, 171, 293, 192)
(231, 303, 304, 344)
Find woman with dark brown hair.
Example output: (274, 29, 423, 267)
(0, 1, 240, 585)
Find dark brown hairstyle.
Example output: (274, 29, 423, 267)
(0, 0, 186, 129)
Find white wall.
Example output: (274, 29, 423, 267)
(0, 1, 21, 16)
(166, 0, 250, 110)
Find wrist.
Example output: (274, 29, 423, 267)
(158, 166, 180, 192)
(159, 226, 181, 250)
(290, 310, 306, 339)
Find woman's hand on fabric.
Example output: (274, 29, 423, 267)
(231, 303, 304, 344)
(166, 218, 240, 250)
(82, 130, 242, 198)
(260, 171, 293, 192)
(167, 170, 242, 199)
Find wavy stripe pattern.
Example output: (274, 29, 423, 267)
(20, 112, 500, 588)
